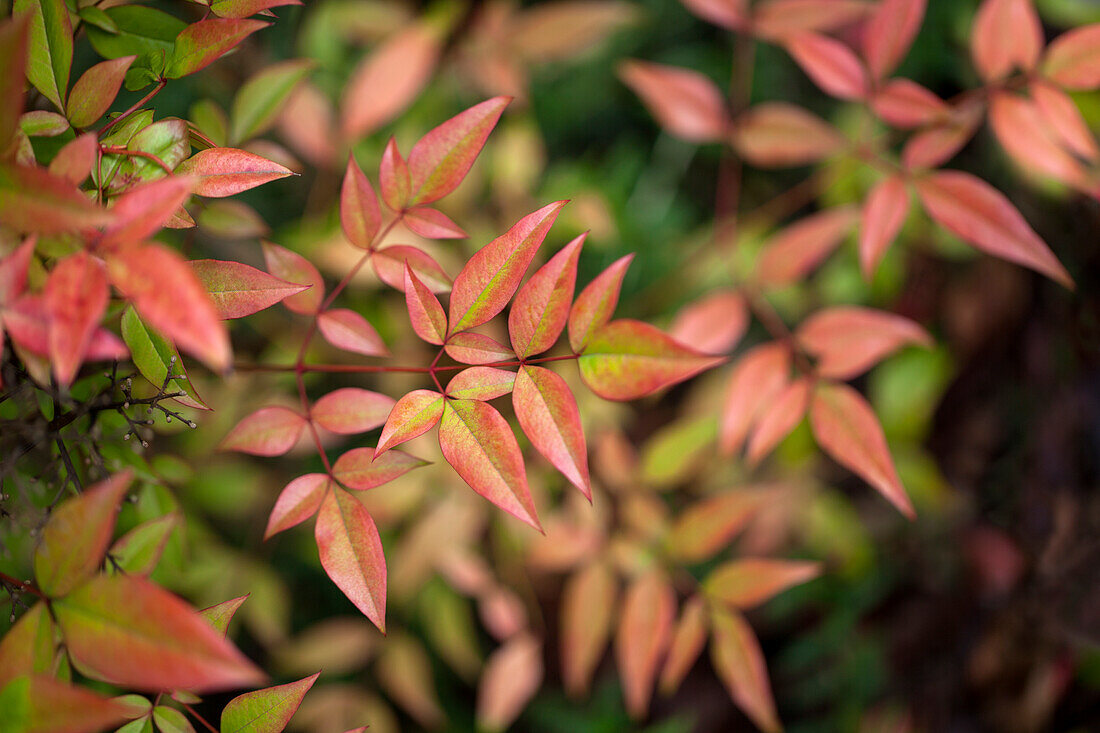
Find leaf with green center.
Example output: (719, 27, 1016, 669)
(567, 253, 633, 352)
(333, 447, 428, 491)
(120, 306, 209, 411)
(310, 388, 394, 435)
(704, 558, 822, 609)
(221, 406, 307, 456)
(108, 514, 179, 577)
(448, 201, 567, 334)
(102, 176, 197, 250)
(719, 342, 790, 455)
(265, 474, 330, 540)
(77, 7, 116, 33)
(379, 138, 410, 211)
(407, 96, 510, 206)
(44, 251, 109, 386)
(199, 595, 249, 637)
(315, 488, 387, 631)
(438, 398, 541, 530)
(176, 147, 293, 197)
(579, 319, 724, 401)
(796, 306, 932, 379)
(85, 6, 183, 65)
(262, 240, 324, 314)
(19, 110, 68, 137)
(0, 162, 113, 234)
(231, 59, 313, 144)
(15, 0, 72, 111)
(113, 119, 189, 189)
(190, 259, 307, 319)
(561, 562, 616, 698)
(340, 155, 381, 249)
(196, 199, 269, 238)
(317, 308, 389, 357)
(210, 0, 302, 18)
(33, 471, 131, 598)
(513, 366, 590, 499)
(509, 234, 583, 358)
(403, 206, 467, 239)
(0, 17, 30, 150)
(66, 56, 135, 128)
(709, 606, 781, 733)
(53, 574, 265, 692)
(152, 706, 191, 733)
(658, 595, 707, 695)
(444, 332, 514, 365)
(375, 389, 444, 456)
(446, 367, 516, 401)
(404, 265, 447, 345)
(221, 672, 320, 733)
(615, 570, 675, 719)
(166, 18, 268, 78)
(0, 675, 132, 733)
(0, 604, 59, 686)
(370, 245, 451, 293)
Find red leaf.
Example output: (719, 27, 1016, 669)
(667, 489, 765, 561)
(0, 17, 30, 150)
(167, 19, 269, 78)
(753, 0, 870, 40)
(619, 60, 731, 143)
(704, 558, 822, 609)
(445, 366, 516, 401)
(340, 23, 440, 140)
(710, 606, 781, 733)
(668, 290, 747, 355)
(220, 406, 307, 456)
(0, 235, 34, 306)
(315, 487, 387, 631)
(277, 82, 336, 168)
(210, 0, 302, 18)
(658, 595, 707, 695)
(101, 176, 196, 250)
(810, 381, 914, 517)
(340, 155, 382, 249)
(513, 365, 591, 499)
(66, 56, 134, 128)
(404, 265, 447, 344)
(47, 133, 97, 185)
(719, 342, 790, 455)
(784, 32, 868, 100)
(560, 562, 617, 697)
(191, 259, 308, 319)
(44, 251, 108, 386)
(579, 319, 724, 401)
(407, 96, 510, 206)
(262, 240, 324, 314)
(1042, 24, 1100, 90)
(798, 306, 932, 379)
(989, 92, 1089, 188)
(0, 162, 113, 234)
(370, 244, 451, 293)
(970, 0, 1042, 83)
(746, 377, 811, 465)
(862, 0, 925, 79)
(869, 78, 949, 128)
(731, 102, 844, 167)
(221, 672, 320, 733)
(915, 170, 1074, 289)
(615, 570, 675, 719)
(107, 243, 231, 372)
(476, 633, 543, 732)
(375, 389, 444, 456)
(679, 0, 748, 30)
(265, 473, 330, 540)
(755, 206, 858, 287)
(317, 308, 389, 357)
(900, 105, 983, 169)
(380, 137, 411, 211)
(53, 574, 265, 692)
(8, 676, 132, 733)
(567, 253, 633, 352)
(449, 200, 567, 334)
(310, 387, 394, 434)
(860, 175, 910, 279)
(509, 233, 583, 357)
(439, 398, 541, 530)
(403, 205, 467, 239)
(1030, 81, 1099, 162)
(33, 471, 131, 598)
(332, 446, 428, 491)
(176, 147, 292, 197)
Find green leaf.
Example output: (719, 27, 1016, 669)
(0, 17, 30, 150)
(198, 595, 249, 638)
(230, 59, 313, 144)
(14, 0, 72, 111)
(77, 7, 118, 34)
(86, 6, 183, 63)
(112, 118, 189, 189)
(95, 109, 153, 190)
(151, 707, 192, 733)
(120, 306, 209, 411)
(0, 604, 58, 687)
(220, 672, 319, 733)
(108, 514, 179, 576)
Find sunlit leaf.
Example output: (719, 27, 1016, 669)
(445, 332, 515, 365)
(332, 447, 428, 491)
(310, 388, 394, 435)
(220, 406, 307, 456)
(513, 366, 591, 499)
(176, 147, 292, 197)
(199, 595, 249, 637)
(403, 205, 467, 239)
(509, 233, 583, 357)
(567, 253, 633, 352)
(704, 558, 822, 609)
(379, 137, 411, 211)
(370, 245, 451, 293)
(191, 259, 308, 319)
(375, 389, 444, 456)
(221, 672, 320, 733)
(315, 488, 387, 631)
(445, 367, 516, 401)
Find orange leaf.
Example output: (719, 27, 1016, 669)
(970, 0, 1042, 83)
(567, 253, 633, 352)
(560, 562, 616, 697)
(710, 606, 781, 733)
(719, 342, 790, 455)
(658, 594, 708, 695)
(619, 60, 731, 143)
(862, 0, 925, 79)
(315, 487, 387, 631)
(176, 147, 292, 197)
(666, 489, 765, 562)
(310, 387, 394, 434)
(615, 570, 675, 719)
(1030, 80, 1099, 162)
(704, 558, 822, 609)
(376, 389, 444, 456)
(746, 377, 811, 465)
(477, 633, 543, 732)
(784, 32, 868, 100)
(756, 206, 857, 287)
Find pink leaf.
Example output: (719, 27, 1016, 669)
(658, 595, 708, 695)
(310, 387, 395, 434)
(265, 473, 330, 540)
(221, 672, 320, 733)
(784, 32, 869, 100)
(798, 306, 932, 379)
(106, 243, 231, 372)
(704, 558, 822, 609)
(989, 92, 1089, 188)
(476, 634, 543, 732)
(869, 78, 949, 128)
(915, 170, 1074, 289)
(560, 562, 617, 697)
(375, 389, 444, 456)
(332, 446, 428, 491)
(753, 0, 870, 40)
(0, 162, 114, 234)
(370, 245, 451, 293)
(1030, 80, 1099, 162)
(315, 487, 387, 631)
(709, 606, 781, 733)
(340, 155, 382, 249)
(900, 104, 983, 169)
(340, 23, 440, 140)
(615, 570, 675, 719)
(860, 175, 910, 278)
(862, 0, 925, 79)
(190, 259, 308, 319)
(317, 308, 389, 356)
(167, 19, 269, 78)
(509, 233, 584, 357)
(66, 56, 135, 128)
(668, 290, 748, 355)
(567, 253, 633, 352)
(619, 60, 731, 143)
(719, 342, 790, 455)
(970, 0, 1042, 83)
(262, 240, 324, 314)
(810, 381, 914, 517)
(731, 102, 844, 167)
(47, 133, 97, 185)
(101, 176, 196, 250)
(445, 332, 515, 365)
(403, 205, 467, 239)
(513, 365, 591, 499)
(44, 251, 108, 386)
(176, 147, 292, 197)
(10, 676, 132, 733)
(446, 366, 516, 401)
(679, 0, 748, 31)
(756, 206, 858, 287)
(0, 236, 34, 306)
(449, 200, 567, 334)
(438, 398, 541, 530)
(745, 377, 811, 465)
(220, 406, 307, 456)
(404, 265, 447, 345)
(407, 96, 511, 206)
(1042, 24, 1100, 90)
(379, 137, 411, 211)
(668, 489, 765, 562)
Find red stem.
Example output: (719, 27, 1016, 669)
(98, 79, 166, 138)
(0, 571, 45, 600)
